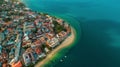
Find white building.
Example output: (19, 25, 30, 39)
(47, 37, 60, 48)
(23, 53, 31, 66)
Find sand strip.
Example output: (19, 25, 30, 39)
(35, 27, 76, 67)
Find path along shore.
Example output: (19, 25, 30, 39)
(35, 27, 76, 67)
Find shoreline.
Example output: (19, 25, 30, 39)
(35, 27, 76, 67)
(17, 0, 77, 67)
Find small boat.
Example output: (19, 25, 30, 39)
(64, 56, 67, 58)
(60, 59, 63, 62)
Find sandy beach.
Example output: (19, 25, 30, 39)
(35, 27, 76, 67)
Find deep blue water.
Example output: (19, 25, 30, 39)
(23, 0, 120, 67)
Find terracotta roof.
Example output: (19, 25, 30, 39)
(11, 61, 22, 67)
(35, 47, 41, 54)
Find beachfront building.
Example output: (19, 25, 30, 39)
(46, 37, 60, 48)
(34, 46, 46, 59)
(44, 47, 50, 53)
(22, 46, 45, 66)
(22, 48, 36, 66)
(23, 52, 31, 66)
(56, 31, 68, 42)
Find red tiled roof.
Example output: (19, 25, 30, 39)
(35, 47, 41, 54)
(11, 61, 22, 67)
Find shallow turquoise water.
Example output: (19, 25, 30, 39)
(23, 0, 120, 67)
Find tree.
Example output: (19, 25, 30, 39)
(53, 21, 66, 34)
(0, 0, 4, 5)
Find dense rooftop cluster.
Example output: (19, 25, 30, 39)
(0, 0, 71, 67)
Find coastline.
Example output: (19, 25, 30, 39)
(0, 0, 80, 67)
(35, 27, 76, 67)
(18, 0, 78, 67)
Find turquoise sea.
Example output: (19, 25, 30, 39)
(22, 0, 120, 67)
